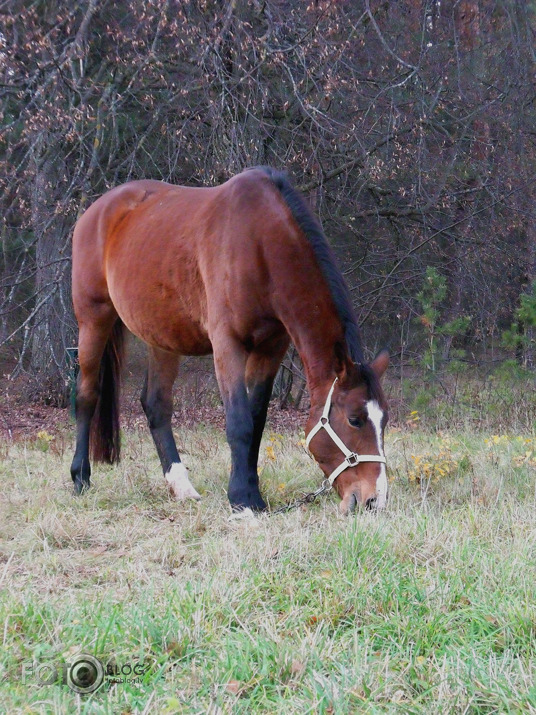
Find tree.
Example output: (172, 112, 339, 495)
(1, 0, 535, 403)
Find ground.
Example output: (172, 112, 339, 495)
(1, 393, 535, 712)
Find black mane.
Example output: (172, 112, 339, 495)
(255, 166, 365, 365)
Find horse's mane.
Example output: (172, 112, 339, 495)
(254, 166, 366, 366)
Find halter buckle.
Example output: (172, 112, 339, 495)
(345, 452, 360, 467)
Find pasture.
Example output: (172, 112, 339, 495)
(1, 402, 536, 713)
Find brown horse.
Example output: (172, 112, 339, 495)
(70, 167, 389, 514)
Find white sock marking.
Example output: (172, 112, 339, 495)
(165, 463, 201, 501)
(366, 400, 388, 508)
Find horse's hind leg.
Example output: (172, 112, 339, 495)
(71, 310, 118, 494)
(141, 347, 200, 501)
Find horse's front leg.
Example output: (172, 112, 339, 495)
(213, 337, 267, 512)
(141, 347, 200, 501)
(245, 337, 290, 479)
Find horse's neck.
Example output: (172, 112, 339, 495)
(267, 236, 351, 408)
(280, 300, 345, 410)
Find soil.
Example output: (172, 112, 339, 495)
(0, 371, 306, 442)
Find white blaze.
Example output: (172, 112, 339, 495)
(366, 400, 388, 508)
(165, 463, 201, 501)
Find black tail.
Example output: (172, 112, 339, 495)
(91, 319, 125, 463)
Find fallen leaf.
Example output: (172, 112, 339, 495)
(291, 660, 306, 677)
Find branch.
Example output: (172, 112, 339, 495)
(298, 125, 416, 193)
(364, 0, 418, 73)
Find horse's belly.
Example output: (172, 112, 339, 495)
(108, 269, 211, 355)
(117, 294, 212, 355)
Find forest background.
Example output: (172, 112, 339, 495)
(1, 0, 535, 411)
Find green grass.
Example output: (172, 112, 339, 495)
(1, 423, 536, 713)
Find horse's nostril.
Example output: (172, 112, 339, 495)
(348, 493, 358, 513)
(365, 496, 377, 510)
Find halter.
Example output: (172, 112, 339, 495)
(305, 377, 387, 487)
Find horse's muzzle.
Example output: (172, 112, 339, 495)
(345, 491, 383, 514)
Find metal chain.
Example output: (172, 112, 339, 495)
(270, 479, 332, 515)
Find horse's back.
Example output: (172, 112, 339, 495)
(71, 171, 300, 354)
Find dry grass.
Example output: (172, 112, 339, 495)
(1, 420, 536, 713)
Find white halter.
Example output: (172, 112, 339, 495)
(305, 377, 387, 486)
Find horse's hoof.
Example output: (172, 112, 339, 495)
(228, 492, 267, 512)
(165, 463, 201, 501)
(228, 507, 257, 522)
(73, 479, 90, 495)
(251, 498, 267, 512)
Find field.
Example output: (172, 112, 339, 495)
(1, 388, 536, 713)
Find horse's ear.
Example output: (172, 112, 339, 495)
(370, 349, 389, 380)
(334, 341, 352, 382)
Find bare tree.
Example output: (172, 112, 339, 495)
(1, 0, 535, 403)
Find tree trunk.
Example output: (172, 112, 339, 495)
(28, 144, 76, 405)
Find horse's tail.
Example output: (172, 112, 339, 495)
(91, 319, 125, 464)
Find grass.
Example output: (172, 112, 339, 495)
(1, 418, 536, 713)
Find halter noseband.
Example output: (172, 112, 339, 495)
(305, 377, 387, 487)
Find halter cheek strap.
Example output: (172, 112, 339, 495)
(305, 377, 387, 487)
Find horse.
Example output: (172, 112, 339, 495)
(70, 167, 389, 515)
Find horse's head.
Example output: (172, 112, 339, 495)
(306, 350, 389, 514)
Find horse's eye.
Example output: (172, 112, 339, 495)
(348, 416, 364, 429)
